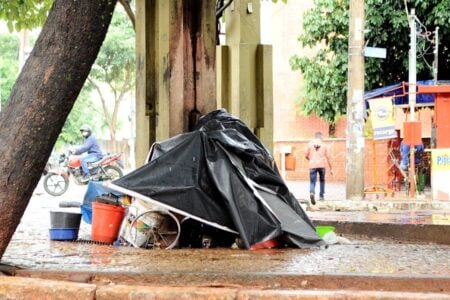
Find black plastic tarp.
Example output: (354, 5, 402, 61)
(109, 109, 323, 249)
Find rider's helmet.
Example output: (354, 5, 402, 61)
(80, 124, 92, 138)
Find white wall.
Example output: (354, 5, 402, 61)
(261, 0, 316, 141)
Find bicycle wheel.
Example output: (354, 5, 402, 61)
(130, 210, 180, 249)
(43, 172, 69, 196)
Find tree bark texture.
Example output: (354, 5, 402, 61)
(168, 0, 216, 133)
(0, 0, 117, 258)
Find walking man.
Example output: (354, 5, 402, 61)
(305, 132, 333, 205)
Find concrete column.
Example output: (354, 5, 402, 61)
(255, 44, 273, 150)
(135, 0, 154, 166)
(135, 0, 217, 166)
(219, 0, 273, 153)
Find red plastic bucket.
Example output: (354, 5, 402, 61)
(91, 202, 126, 244)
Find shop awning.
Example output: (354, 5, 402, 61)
(364, 80, 442, 106)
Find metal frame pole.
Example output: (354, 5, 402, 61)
(433, 27, 439, 82)
(408, 9, 416, 198)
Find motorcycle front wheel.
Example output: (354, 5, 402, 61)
(43, 173, 69, 196)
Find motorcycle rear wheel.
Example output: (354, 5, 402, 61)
(43, 173, 69, 196)
(103, 165, 123, 180)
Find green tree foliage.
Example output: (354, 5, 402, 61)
(0, 28, 103, 147)
(0, 34, 19, 109)
(0, 2, 135, 149)
(0, 0, 53, 31)
(57, 9, 136, 151)
(56, 87, 98, 150)
(87, 9, 135, 150)
(290, 0, 450, 135)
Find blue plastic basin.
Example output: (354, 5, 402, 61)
(49, 228, 79, 241)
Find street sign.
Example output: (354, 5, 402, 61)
(364, 47, 387, 59)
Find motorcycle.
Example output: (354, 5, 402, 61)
(43, 152, 124, 196)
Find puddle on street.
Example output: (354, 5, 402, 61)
(3, 235, 450, 276)
(3, 186, 449, 277)
(283, 240, 450, 275)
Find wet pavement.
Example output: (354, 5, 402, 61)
(288, 180, 450, 213)
(309, 210, 450, 225)
(287, 180, 443, 202)
(5, 234, 450, 277)
(287, 180, 347, 202)
(1, 178, 449, 298)
(2, 179, 449, 276)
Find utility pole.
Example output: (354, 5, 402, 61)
(409, 9, 416, 119)
(433, 26, 439, 82)
(408, 9, 417, 198)
(18, 30, 30, 71)
(0, 73, 2, 112)
(346, 0, 365, 200)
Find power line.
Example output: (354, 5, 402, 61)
(403, 4, 438, 76)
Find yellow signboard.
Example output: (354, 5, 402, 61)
(431, 149, 450, 200)
(431, 149, 450, 172)
(368, 97, 396, 140)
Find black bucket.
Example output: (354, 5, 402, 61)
(50, 211, 82, 229)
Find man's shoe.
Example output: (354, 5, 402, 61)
(90, 174, 100, 181)
(319, 196, 325, 201)
(310, 193, 316, 205)
(80, 175, 90, 183)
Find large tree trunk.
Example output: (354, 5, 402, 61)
(0, 0, 117, 258)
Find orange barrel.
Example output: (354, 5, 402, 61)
(91, 202, 126, 244)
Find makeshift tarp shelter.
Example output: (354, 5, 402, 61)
(108, 109, 323, 249)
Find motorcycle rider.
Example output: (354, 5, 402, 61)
(71, 124, 103, 182)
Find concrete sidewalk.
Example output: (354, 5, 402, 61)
(286, 180, 450, 244)
(2, 276, 449, 299)
(286, 180, 347, 202)
(286, 180, 450, 211)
